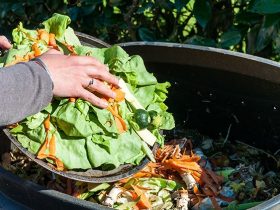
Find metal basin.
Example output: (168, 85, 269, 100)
(1, 38, 280, 209)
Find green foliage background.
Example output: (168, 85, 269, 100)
(1, 0, 280, 60)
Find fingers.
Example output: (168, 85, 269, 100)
(85, 66, 119, 87)
(67, 56, 119, 86)
(84, 78, 116, 99)
(0, 36, 12, 50)
(79, 88, 108, 108)
(39, 50, 120, 109)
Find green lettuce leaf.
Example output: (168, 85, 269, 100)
(64, 27, 81, 46)
(86, 131, 145, 169)
(124, 55, 157, 86)
(42, 13, 71, 41)
(12, 22, 37, 46)
(4, 47, 30, 66)
(78, 183, 110, 200)
(74, 45, 106, 63)
(55, 132, 92, 170)
(134, 85, 156, 108)
(153, 82, 171, 103)
(51, 101, 104, 137)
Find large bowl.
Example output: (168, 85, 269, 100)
(1, 32, 158, 184)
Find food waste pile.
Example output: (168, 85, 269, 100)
(2, 130, 280, 210)
(3, 13, 174, 173)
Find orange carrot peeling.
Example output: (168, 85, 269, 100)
(32, 43, 41, 57)
(38, 30, 49, 44)
(69, 98, 76, 103)
(131, 185, 152, 209)
(49, 33, 57, 47)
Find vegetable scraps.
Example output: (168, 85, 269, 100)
(4, 13, 175, 171)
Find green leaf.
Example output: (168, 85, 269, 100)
(193, 0, 212, 28)
(74, 46, 106, 63)
(215, 168, 235, 182)
(249, 0, 280, 14)
(64, 27, 81, 46)
(138, 27, 156, 41)
(219, 28, 242, 49)
(153, 82, 171, 104)
(42, 13, 71, 40)
(159, 112, 175, 130)
(55, 133, 92, 170)
(78, 183, 110, 200)
(246, 24, 260, 54)
(134, 85, 156, 108)
(4, 47, 30, 66)
(175, 0, 190, 11)
(25, 112, 48, 129)
(90, 105, 118, 134)
(51, 101, 104, 137)
(255, 14, 280, 52)
(123, 55, 157, 86)
(12, 22, 37, 45)
(86, 131, 145, 168)
(138, 178, 181, 191)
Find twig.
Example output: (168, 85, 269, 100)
(236, 140, 280, 168)
(222, 124, 232, 146)
(274, 149, 280, 156)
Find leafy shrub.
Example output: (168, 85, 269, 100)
(1, 0, 280, 60)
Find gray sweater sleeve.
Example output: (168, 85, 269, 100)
(0, 61, 53, 126)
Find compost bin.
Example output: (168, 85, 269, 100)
(1, 33, 280, 209)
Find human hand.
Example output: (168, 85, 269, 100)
(0, 36, 12, 50)
(39, 49, 119, 108)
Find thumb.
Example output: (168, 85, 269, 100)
(0, 36, 12, 50)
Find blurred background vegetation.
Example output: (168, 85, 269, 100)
(0, 0, 280, 60)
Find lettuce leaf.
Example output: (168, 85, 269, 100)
(12, 22, 37, 46)
(86, 131, 145, 169)
(52, 102, 97, 137)
(64, 27, 81, 46)
(4, 47, 30, 66)
(74, 46, 106, 63)
(42, 13, 71, 41)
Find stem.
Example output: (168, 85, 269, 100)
(236, 140, 280, 168)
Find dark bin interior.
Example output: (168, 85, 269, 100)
(121, 43, 280, 154)
(1, 39, 280, 209)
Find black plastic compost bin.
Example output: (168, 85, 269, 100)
(1, 34, 280, 209)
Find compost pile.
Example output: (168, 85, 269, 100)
(2, 13, 174, 172)
(2, 130, 280, 209)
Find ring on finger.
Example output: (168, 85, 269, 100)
(87, 78, 95, 88)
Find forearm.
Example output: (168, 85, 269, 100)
(0, 62, 53, 126)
